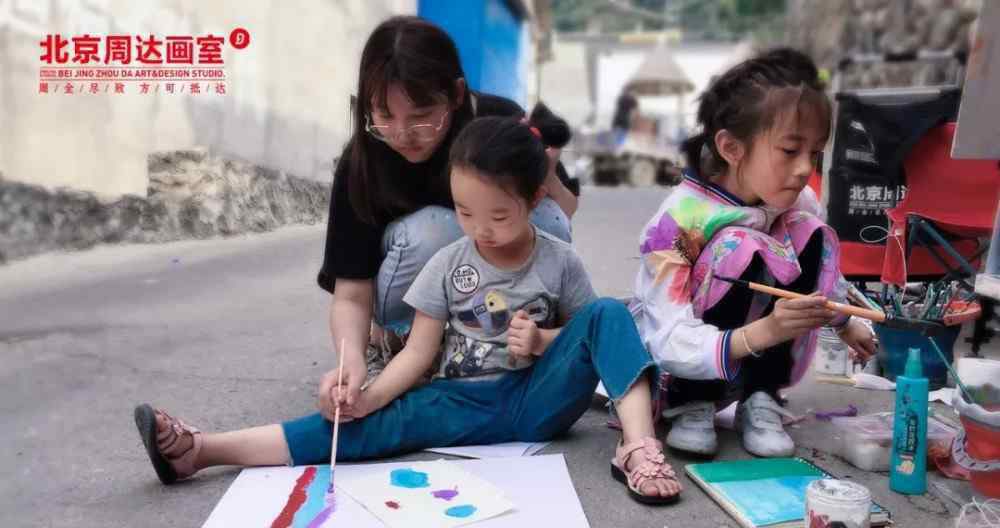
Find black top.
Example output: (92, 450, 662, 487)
(317, 92, 579, 293)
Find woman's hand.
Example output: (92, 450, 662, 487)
(317, 353, 367, 421)
(837, 318, 878, 365)
(336, 388, 381, 422)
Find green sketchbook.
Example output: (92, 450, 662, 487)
(685, 458, 892, 528)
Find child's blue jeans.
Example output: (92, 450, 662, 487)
(282, 298, 653, 464)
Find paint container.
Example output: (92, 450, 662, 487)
(952, 359, 1000, 499)
(832, 411, 957, 472)
(874, 323, 960, 390)
(816, 327, 850, 376)
(805, 479, 872, 528)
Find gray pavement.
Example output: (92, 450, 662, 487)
(0, 186, 983, 527)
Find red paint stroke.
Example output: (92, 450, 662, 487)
(270, 466, 318, 528)
(385, 500, 401, 510)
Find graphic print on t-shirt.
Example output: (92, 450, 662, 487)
(444, 294, 555, 377)
(451, 264, 480, 294)
(456, 289, 511, 337)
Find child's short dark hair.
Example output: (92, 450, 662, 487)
(682, 47, 831, 178)
(448, 103, 570, 203)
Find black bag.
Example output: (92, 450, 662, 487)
(827, 88, 961, 244)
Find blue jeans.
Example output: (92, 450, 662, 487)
(283, 298, 653, 464)
(375, 199, 573, 335)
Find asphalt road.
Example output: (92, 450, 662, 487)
(0, 186, 979, 527)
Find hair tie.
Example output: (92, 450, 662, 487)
(529, 126, 541, 139)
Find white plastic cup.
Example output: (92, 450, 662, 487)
(816, 327, 850, 376)
(805, 479, 872, 528)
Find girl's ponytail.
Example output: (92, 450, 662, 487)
(527, 102, 571, 149)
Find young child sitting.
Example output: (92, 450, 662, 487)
(135, 105, 682, 504)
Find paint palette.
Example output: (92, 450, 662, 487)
(339, 461, 515, 528)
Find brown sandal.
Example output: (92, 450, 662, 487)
(610, 437, 682, 505)
(134, 404, 203, 484)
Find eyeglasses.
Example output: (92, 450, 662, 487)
(365, 110, 450, 143)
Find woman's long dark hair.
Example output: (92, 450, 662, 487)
(348, 16, 473, 224)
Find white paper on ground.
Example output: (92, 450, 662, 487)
(202, 454, 589, 528)
(929, 387, 956, 405)
(339, 460, 514, 528)
(424, 441, 550, 459)
(851, 373, 897, 391)
(714, 401, 738, 430)
(595, 382, 609, 399)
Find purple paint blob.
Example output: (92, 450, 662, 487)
(305, 506, 333, 528)
(431, 487, 459, 501)
(385, 500, 400, 509)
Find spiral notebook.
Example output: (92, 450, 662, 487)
(685, 457, 891, 528)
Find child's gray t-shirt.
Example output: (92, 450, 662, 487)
(403, 229, 598, 380)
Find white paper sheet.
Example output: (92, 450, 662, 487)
(929, 386, 956, 405)
(202, 454, 589, 528)
(714, 401, 738, 430)
(339, 460, 514, 528)
(424, 442, 549, 459)
(595, 382, 609, 399)
(851, 373, 897, 391)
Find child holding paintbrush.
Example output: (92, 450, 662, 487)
(135, 106, 682, 504)
(631, 48, 878, 458)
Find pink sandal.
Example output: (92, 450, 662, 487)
(134, 404, 203, 484)
(611, 437, 682, 505)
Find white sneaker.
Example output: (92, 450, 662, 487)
(664, 401, 718, 456)
(736, 391, 796, 457)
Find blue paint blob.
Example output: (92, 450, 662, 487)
(444, 505, 478, 518)
(389, 468, 430, 488)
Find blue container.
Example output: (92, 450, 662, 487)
(874, 324, 960, 390)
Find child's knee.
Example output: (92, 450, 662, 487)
(586, 297, 631, 319)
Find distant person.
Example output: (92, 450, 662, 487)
(134, 110, 682, 504)
(631, 49, 877, 458)
(612, 89, 639, 144)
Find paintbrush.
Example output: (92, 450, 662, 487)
(713, 275, 888, 323)
(325, 339, 346, 510)
(926, 336, 978, 405)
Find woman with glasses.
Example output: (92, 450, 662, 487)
(322, 16, 580, 408)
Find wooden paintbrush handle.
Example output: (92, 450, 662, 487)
(747, 282, 886, 322)
(825, 301, 887, 323)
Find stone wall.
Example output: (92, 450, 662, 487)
(787, 0, 981, 89)
(0, 152, 329, 264)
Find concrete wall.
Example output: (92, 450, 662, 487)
(0, 0, 417, 198)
